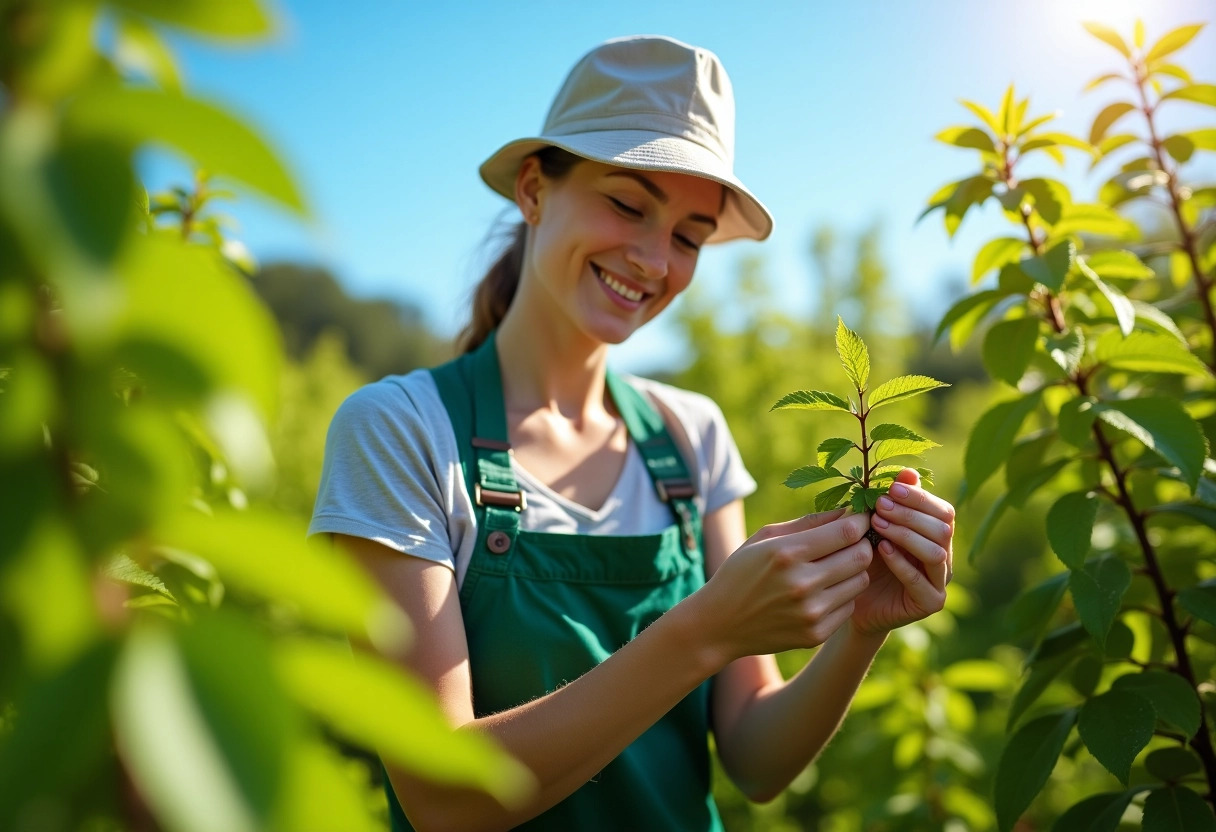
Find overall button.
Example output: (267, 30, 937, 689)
(486, 531, 512, 554)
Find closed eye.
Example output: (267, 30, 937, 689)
(608, 197, 642, 217)
(675, 234, 702, 252)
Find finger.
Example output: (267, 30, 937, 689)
(747, 507, 847, 545)
(802, 538, 874, 587)
(874, 494, 953, 545)
(878, 539, 946, 609)
(870, 523, 948, 591)
(771, 511, 871, 563)
(895, 467, 920, 487)
(885, 480, 956, 527)
(803, 595, 857, 646)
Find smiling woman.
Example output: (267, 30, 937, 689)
(308, 34, 956, 832)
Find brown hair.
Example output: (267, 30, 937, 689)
(459, 147, 583, 353)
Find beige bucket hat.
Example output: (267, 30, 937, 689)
(478, 35, 773, 243)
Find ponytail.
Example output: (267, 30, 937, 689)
(458, 146, 583, 354)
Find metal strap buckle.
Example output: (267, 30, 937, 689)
(655, 478, 696, 502)
(475, 483, 527, 511)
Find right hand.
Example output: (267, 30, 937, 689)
(696, 509, 874, 661)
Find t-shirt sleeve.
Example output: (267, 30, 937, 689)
(307, 376, 457, 572)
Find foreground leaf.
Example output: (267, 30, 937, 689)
(816, 438, 856, 469)
(815, 481, 855, 512)
(1078, 691, 1155, 784)
(873, 438, 941, 463)
(835, 318, 870, 391)
(785, 466, 847, 489)
(771, 389, 853, 414)
(867, 375, 950, 410)
(995, 710, 1077, 832)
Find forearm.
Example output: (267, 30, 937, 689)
(391, 595, 725, 832)
(715, 622, 887, 802)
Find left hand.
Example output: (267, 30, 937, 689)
(849, 468, 954, 636)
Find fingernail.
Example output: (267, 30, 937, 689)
(880, 540, 894, 555)
(890, 483, 909, 498)
(877, 496, 894, 511)
(871, 515, 889, 529)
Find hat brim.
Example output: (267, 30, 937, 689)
(479, 131, 773, 244)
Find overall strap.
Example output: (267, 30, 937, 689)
(605, 370, 700, 554)
(429, 335, 525, 561)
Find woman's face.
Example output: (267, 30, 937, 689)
(518, 158, 724, 345)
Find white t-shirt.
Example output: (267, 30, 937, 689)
(308, 369, 756, 588)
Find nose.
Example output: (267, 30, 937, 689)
(625, 230, 670, 281)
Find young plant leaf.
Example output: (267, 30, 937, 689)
(1111, 670, 1201, 738)
(815, 481, 854, 512)
(982, 317, 1040, 386)
(784, 466, 846, 489)
(914, 467, 934, 486)
(835, 318, 870, 392)
(1077, 691, 1155, 784)
(867, 375, 950, 410)
(1069, 556, 1132, 649)
(994, 710, 1077, 832)
(771, 389, 854, 414)
(816, 438, 856, 469)
(1046, 492, 1098, 569)
(873, 438, 941, 464)
(869, 423, 926, 442)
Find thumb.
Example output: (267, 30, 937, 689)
(747, 507, 847, 544)
(896, 468, 921, 487)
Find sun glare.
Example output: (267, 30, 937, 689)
(1048, 0, 1162, 43)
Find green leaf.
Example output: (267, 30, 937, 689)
(1130, 301, 1188, 343)
(109, 0, 272, 38)
(982, 317, 1040, 386)
(1147, 24, 1205, 62)
(936, 126, 996, 152)
(272, 739, 383, 832)
(998, 84, 1016, 135)
(1182, 128, 1216, 151)
(835, 317, 869, 391)
(65, 87, 305, 214)
(1007, 572, 1069, 641)
(816, 438, 856, 469)
(1046, 330, 1086, 377)
(1163, 134, 1196, 163)
(1094, 330, 1208, 376)
(1021, 178, 1069, 224)
(1084, 72, 1126, 92)
(1092, 133, 1139, 166)
(1046, 492, 1098, 569)
(1089, 102, 1137, 146)
(115, 18, 183, 92)
(935, 290, 1008, 349)
(815, 481, 855, 512)
(867, 375, 950, 410)
(1086, 249, 1154, 279)
(1142, 786, 1216, 831)
(1178, 582, 1216, 628)
(1076, 260, 1135, 336)
(1161, 84, 1216, 108)
(1058, 396, 1099, 447)
(994, 710, 1077, 832)
(964, 391, 1043, 499)
(1069, 557, 1132, 649)
(1007, 651, 1076, 730)
(1020, 240, 1074, 291)
(1096, 397, 1209, 493)
(1078, 691, 1155, 784)
(914, 467, 934, 487)
(972, 237, 1026, 285)
(1051, 204, 1138, 240)
(1154, 63, 1194, 83)
(1051, 790, 1143, 832)
(1145, 748, 1202, 781)
(872, 438, 941, 464)
(869, 423, 926, 442)
(1083, 21, 1131, 57)
(850, 487, 869, 514)
(1111, 670, 1201, 738)
(959, 98, 1002, 134)
(785, 466, 847, 489)
(1153, 503, 1216, 530)
(274, 638, 535, 806)
(1029, 622, 1090, 665)
(945, 176, 995, 237)
(1031, 131, 1094, 154)
(771, 389, 854, 414)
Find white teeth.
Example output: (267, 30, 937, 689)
(595, 266, 644, 302)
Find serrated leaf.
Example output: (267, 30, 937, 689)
(914, 467, 934, 486)
(1046, 492, 1098, 569)
(835, 318, 870, 391)
(1084, 21, 1131, 57)
(850, 488, 868, 515)
(771, 389, 853, 414)
(995, 710, 1077, 832)
(867, 375, 950, 410)
(973, 237, 1026, 285)
(104, 553, 175, 601)
(1089, 102, 1137, 146)
(816, 438, 856, 469)
(1178, 582, 1216, 628)
(1111, 670, 1201, 738)
(1130, 301, 1187, 343)
(1096, 397, 1208, 492)
(1078, 691, 1155, 784)
(1161, 83, 1216, 108)
(1094, 330, 1208, 376)
(964, 391, 1043, 500)
(1069, 557, 1132, 649)
(983, 317, 1040, 386)
(936, 126, 996, 152)
(1076, 260, 1135, 336)
(869, 423, 926, 442)
(873, 438, 941, 464)
(1021, 240, 1074, 291)
(1142, 785, 1216, 831)
(815, 481, 854, 512)
(784, 466, 847, 489)
(1051, 790, 1142, 832)
(1145, 748, 1202, 781)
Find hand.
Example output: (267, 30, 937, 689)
(698, 509, 875, 661)
(850, 469, 954, 636)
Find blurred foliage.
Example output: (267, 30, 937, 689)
(0, 2, 529, 831)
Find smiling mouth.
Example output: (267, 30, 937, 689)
(593, 264, 649, 303)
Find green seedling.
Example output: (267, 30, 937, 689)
(772, 318, 950, 544)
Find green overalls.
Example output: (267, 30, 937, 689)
(386, 333, 723, 831)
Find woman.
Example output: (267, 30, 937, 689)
(309, 35, 955, 832)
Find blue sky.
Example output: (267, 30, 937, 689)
(158, 0, 1216, 373)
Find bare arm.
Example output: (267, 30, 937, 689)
(336, 507, 876, 832)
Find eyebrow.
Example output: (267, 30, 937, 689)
(605, 171, 719, 229)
